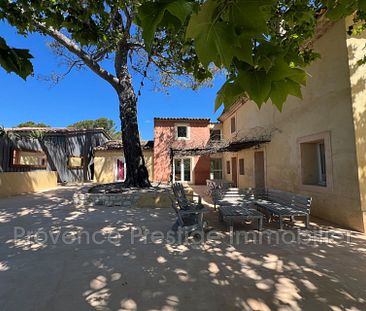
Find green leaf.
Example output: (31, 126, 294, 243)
(186, 0, 216, 39)
(285, 79, 303, 99)
(215, 80, 243, 111)
(212, 23, 239, 67)
(269, 79, 303, 111)
(269, 81, 288, 111)
(326, 0, 357, 20)
(268, 59, 294, 81)
(0, 36, 33, 80)
(360, 0, 366, 11)
(228, 0, 276, 35)
(166, 0, 193, 23)
(188, 5, 247, 68)
(238, 69, 271, 106)
(235, 34, 253, 65)
(137, 0, 194, 50)
(137, 3, 166, 50)
(288, 68, 307, 86)
(194, 26, 220, 67)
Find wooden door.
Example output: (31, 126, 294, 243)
(117, 159, 125, 181)
(231, 157, 238, 187)
(254, 151, 265, 188)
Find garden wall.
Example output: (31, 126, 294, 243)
(0, 171, 58, 197)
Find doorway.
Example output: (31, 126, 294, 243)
(231, 157, 238, 187)
(116, 159, 125, 181)
(173, 158, 192, 183)
(254, 151, 265, 188)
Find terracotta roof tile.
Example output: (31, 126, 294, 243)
(154, 117, 210, 122)
(5, 127, 108, 135)
(94, 140, 154, 151)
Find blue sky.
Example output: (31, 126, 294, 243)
(0, 23, 224, 140)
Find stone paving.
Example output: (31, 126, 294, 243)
(1, 186, 366, 311)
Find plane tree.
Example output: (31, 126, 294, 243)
(0, 0, 211, 187)
(1, 0, 365, 186)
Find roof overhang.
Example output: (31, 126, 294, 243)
(172, 127, 273, 157)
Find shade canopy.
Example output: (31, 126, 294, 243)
(171, 127, 272, 157)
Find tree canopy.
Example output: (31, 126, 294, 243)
(1, 0, 365, 187)
(68, 117, 119, 138)
(1, 0, 365, 111)
(136, 0, 366, 110)
(0, 0, 212, 187)
(16, 121, 51, 128)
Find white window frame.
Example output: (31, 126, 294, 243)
(173, 157, 192, 183)
(175, 124, 190, 140)
(210, 158, 223, 180)
(115, 157, 126, 182)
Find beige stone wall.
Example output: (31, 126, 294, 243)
(94, 150, 154, 184)
(221, 19, 366, 231)
(144, 150, 154, 181)
(0, 171, 58, 197)
(346, 16, 366, 231)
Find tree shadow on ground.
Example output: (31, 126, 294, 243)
(0, 186, 366, 311)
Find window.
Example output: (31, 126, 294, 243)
(176, 125, 189, 139)
(11, 149, 47, 169)
(239, 158, 245, 175)
(230, 117, 236, 134)
(210, 129, 221, 141)
(174, 158, 192, 182)
(300, 140, 327, 187)
(226, 161, 231, 174)
(318, 143, 327, 185)
(68, 156, 84, 169)
(210, 158, 223, 179)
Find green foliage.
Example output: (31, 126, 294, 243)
(68, 117, 117, 137)
(136, 0, 194, 50)
(111, 131, 122, 140)
(138, 0, 366, 111)
(1, 0, 366, 112)
(28, 130, 46, 141)
(16, 121, 50, 128)
(0, 36, 33, 79)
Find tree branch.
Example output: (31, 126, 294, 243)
(33, 21, 119, 88)
(123, 7, 133, 39)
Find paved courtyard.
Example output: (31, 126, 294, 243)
(1, 186, 366, 311)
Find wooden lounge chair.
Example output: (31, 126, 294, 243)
(169, 196, 208, 233)
(172, 182, 203, 210)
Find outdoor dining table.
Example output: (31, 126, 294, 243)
(218, 203, 264, 231)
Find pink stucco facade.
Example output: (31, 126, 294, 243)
(153, 118, 211, 185)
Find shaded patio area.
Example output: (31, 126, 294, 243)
(1, 186, 366, 310)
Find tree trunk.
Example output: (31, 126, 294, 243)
(115, 77, 151, 188)
(114, 39, 150, 188)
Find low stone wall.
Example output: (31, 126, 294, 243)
(0, 171, 58, 197)
(73, 188, 172, 208)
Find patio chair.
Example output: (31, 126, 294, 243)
(169, 196, 207, 234)
(172, 183, 203, 210)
